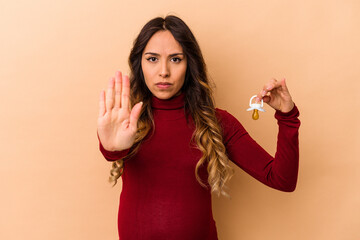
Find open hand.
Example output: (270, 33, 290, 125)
(97, 71, 143, 151)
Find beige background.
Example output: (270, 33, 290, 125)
(1, 0, 359, 239)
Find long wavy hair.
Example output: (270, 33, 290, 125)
(109, 15, 234, 198)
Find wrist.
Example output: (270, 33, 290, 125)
(275, 104, 299, 118)
(279, 102, 295, 113)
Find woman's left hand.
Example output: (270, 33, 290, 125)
(256, 78, 295, 113)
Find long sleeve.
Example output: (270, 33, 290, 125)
(97, 131, 130, 162)
(216, 105, 300, 192)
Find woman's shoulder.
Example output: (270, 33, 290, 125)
(215, 108, 248, 144)
(215, 108, 241, 125)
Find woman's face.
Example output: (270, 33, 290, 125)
(141, 30, 187, 100)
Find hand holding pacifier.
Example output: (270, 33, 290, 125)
(246, 78, 295, 120)
(247, 95, 265, 120)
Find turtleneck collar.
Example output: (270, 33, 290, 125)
(151, 92, 185, 110)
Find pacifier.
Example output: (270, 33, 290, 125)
(246, 95, 265, 120)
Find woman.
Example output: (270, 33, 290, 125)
(97, 15, 300, 240)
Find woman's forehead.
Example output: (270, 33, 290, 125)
(143, 30, 183, 54)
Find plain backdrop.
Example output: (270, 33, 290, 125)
(1, 0, 359, 239)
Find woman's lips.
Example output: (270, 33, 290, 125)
(155, 82, 172, 89)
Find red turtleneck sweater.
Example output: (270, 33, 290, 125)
(97, 93, 300, 240)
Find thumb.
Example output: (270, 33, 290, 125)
(129, 102, 143, 130)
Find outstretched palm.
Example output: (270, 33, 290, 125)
(97, 71, 143, 151)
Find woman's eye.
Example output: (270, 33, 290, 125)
(147, 57, 157, 62)
(171, 57, 182, 63)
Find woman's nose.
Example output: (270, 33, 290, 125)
(159, 61, 170, 78)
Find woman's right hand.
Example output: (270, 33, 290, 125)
(97, 71, 143, 151)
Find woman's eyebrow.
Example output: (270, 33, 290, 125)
(144, 52, 184, 57)
(169, 53, 184, 57)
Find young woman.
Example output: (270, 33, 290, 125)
(97, 15, 300, 240)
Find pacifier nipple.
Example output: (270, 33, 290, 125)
(252, 109, 259, 120)
(246, 95, 265, 120)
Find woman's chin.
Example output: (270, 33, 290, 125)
(151, 90, 181, 100)
(153, 93, 173, 100)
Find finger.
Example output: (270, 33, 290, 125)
(129, 102, 143, 130)
(255, 93, 262, 103)
(98, 90, 106, 117)
(280, 78, 290, 93)
(263, 78, 279, 93)
(257, 79, 274, 101)
(121, 74, 130, 110)
(106, 77, 115, 112)
(114, 71, 122, 109)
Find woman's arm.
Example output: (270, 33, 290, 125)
(218, 78, 300, 192)
(218, 106, 300, 192)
